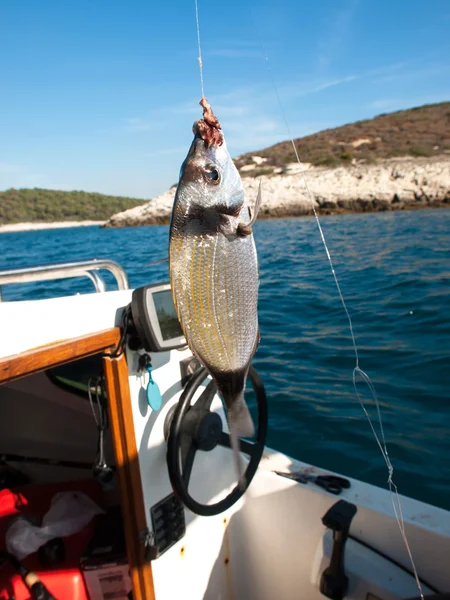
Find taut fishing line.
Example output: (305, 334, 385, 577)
(192, 2, 424, 597)
(194, 0, 205, 99)
(255, 38, 425, 600)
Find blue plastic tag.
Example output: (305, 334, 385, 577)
(146, 365, 162, 411)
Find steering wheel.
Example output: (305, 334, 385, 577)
(164, 365, 268, 516)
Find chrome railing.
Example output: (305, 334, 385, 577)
(0, 259, 129, 301)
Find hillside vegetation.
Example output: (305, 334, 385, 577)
(234, 101, 450, 174)
(0, 188, 148, 225)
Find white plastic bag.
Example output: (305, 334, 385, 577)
(6, 491, 104, 560)
(4, 518, 47, 561)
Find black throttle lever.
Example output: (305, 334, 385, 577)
(320, 499, 357, 600)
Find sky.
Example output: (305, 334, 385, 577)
(1, 0, 449, 199)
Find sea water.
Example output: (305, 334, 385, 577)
(1, 208, 449, 510)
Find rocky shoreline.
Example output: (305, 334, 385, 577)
(103, 155, 450, 228)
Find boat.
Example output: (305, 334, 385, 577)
(0, 258, 448, 600)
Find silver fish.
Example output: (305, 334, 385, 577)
(169, 98, 262, 489)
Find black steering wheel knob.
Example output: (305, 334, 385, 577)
(195, 411, 222, 451)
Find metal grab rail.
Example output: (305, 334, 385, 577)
(0, 259, 129, 301)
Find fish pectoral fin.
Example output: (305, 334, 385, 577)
(237, 180, 262, 237)
(251, 179, 263, 224)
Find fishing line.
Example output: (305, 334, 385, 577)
(255, 38, 425, 600)
(190, 3, 424, 596)
(194, 0, 205, 98)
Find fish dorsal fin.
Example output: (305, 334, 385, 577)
(249, 179, 263, 226)
(237, 180, 262, 237)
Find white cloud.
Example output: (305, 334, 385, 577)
(118, 73, 360, 159)
(121, 74, 360, 143)
(281, 75, 359, 100)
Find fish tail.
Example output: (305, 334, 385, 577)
(227, 389, 255, 438)
(219, 379, 255, 491)
(228, 393, 254, 491)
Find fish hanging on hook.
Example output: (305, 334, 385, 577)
(169, 96, 263, 489)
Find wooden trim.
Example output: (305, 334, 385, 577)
(103, 352, 156, 600)
(0, 328, 121, 384)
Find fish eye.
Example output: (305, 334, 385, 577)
(203, 166, 221, 185)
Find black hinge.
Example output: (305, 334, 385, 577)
(139, 527, 160, 562)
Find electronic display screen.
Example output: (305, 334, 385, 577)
(153, 289, 184, 341)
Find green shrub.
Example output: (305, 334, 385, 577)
(409, 146, 433, 157)
(252, 168, 275, 177)
(314, 155, 340, 167)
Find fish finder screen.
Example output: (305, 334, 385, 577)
(153, 290, 184, 341)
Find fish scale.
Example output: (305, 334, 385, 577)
(170, 231, 258, 373)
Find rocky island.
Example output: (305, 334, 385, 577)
(1, 102, 448, 231)
(103, 101, 450, 228)
(103, 155, 449, 227)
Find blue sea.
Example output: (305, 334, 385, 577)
(1, 208, 449, 510)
